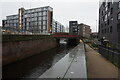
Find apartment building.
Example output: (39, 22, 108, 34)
(78, 23, 91, 38)
(69, 21, 78, 35)
(2, 6, 53, 34)
(99, 0, 120, 49)
(52, 20, 64, 33)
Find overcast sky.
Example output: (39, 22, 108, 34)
(0, 0, 99, 32)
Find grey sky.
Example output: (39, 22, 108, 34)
(0, 0, 99, 32)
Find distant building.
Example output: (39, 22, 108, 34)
(99, 0, 120, 49)
(90, 32, 98, 39)
(69, 21, 78, 35)
(52, 20, 65, 33)
(2, 6, 53, 34)
(78, 23, 91, 38)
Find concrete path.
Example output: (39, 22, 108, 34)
(85, 44, 119, 78)
(39, 43, 87, 79)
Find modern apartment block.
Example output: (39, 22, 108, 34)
(99, 0, 120, 49)
(52, 20, 65, 33)
(78, 23, 91, 38)
(69, 21, 78, 35)
(2, 6, 53, 34)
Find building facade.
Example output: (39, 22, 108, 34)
(2, 6, 53, 34)
(99, 0, 120, 49)
(69, 21, 78, 35)
(78, 23, 91, 38)
(52, 20, 65, 33)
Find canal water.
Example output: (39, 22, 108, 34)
(2, 42, 76, 78)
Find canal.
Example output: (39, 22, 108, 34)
(2, 42, 76, 78)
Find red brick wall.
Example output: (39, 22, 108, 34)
(2, 38, 58, 66)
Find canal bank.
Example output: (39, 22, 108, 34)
(2, 35, 59, 66)
(39, 43, 87, 79)
(2, 43, 76, 78)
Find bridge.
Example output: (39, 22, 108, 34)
(52, 32, 81, 38)
(52, 32, 81, 45)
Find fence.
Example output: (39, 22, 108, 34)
(98, 45, 120, 68)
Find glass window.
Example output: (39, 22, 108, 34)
(27, 22, 29, 26)
(43, 25, 46, 29)
(34, 13, 38, 16)
(38, 17, 42, 20)
(38, 12, 42, 16)
(111, 17, 113, 21)
(34, 17, 37, 21)
(38, 21, 42, 25)
(111, 8, 113, 14)
(108, 12, 110, 16)
(117, 23, 120, 32)
(35, 22, 37, 25)
(105, 14, 107, 21)
(43, 21, 47, 25)
(43, 7, 48, 11)
(38, 8, 42, 11)
(31, 13, 34, 17)
(43, 11, 47, 15)
(31, 9, 34, 12)
(106, 6, 108, 11)
(43, 16, 47, 20)
(110, 26, 112, 33)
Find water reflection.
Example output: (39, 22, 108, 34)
(2, 43, 75, 78)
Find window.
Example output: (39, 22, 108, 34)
(111, 17, 113, 21)
(106, 6, 108, 11)
(43, 25, 46, 29)
(117, 23, 120, 32)
(110, 26, 112, 33)
(105, 14, 107, 21)
(38, 21, 42, 25)
(112, 0, 113, 4)
(102, 11, 103, 15)
(43, 16, 47, 20)
(119, 1, 120, 8)
(38, 17, 42, 20)
(107, 19, 109, 25)
(105, 28, 106, 34)
(110, 8, 113, 14)
(34, 17, 37, 21)
(102, 16, 105, 21)
(117, 13, 120, 20)
(43, 11, 47, 15)
(34, 22, 37, 25)
(43, 21, 47, 25)
(38, 12, 42, 16)
(34, 13, 38, 16)
(108, 11, 110, 16)
(108, 2, 110, 9)
(107, 28, 109, 33)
